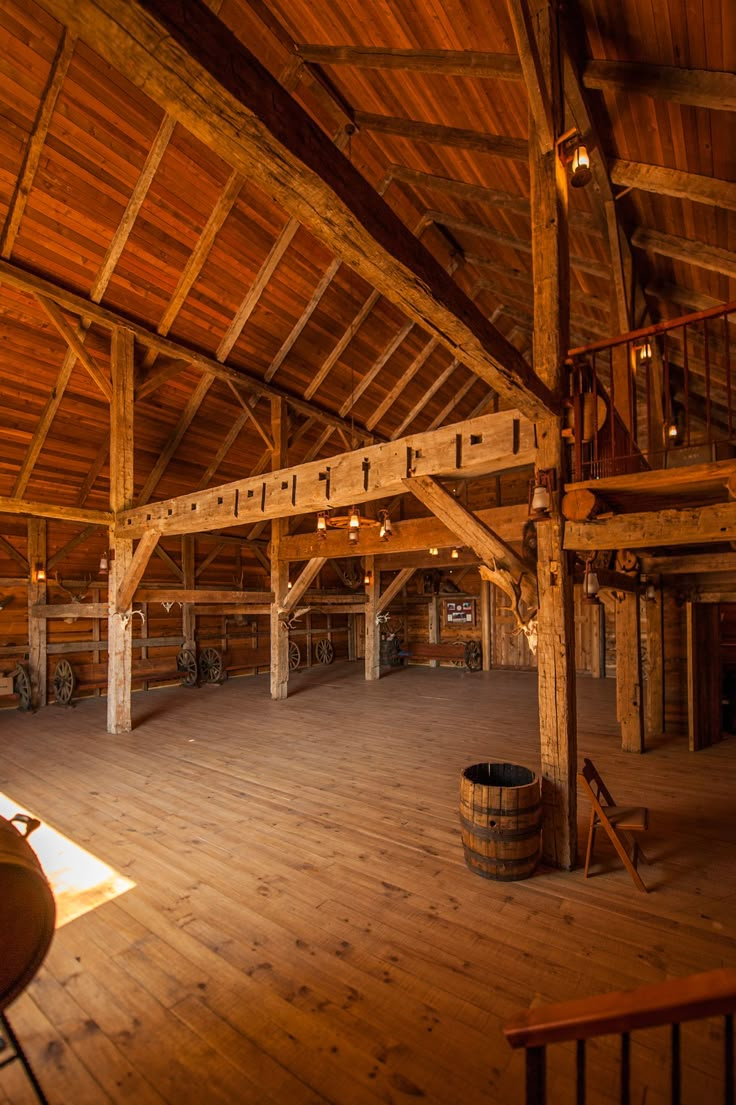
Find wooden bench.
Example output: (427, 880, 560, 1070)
(52, 649, 198, 705)
(401, 640, 482, 671)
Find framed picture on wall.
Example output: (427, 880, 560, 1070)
(444, 599, 475, 626)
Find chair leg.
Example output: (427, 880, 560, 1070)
(603, 826, 649, 893)
(583, 811, 597, 878)
(0, 1012, 51, 1105)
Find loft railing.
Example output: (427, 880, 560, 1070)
(504, 967, 736, 1105)
(566, 300, 736, 481)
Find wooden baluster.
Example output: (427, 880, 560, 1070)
(576, 1038, 586, 1105)
(620, 1031, 630, 1105)
(703, 320, 712, 444)
(726, 1012, 734, 1105)
(671, 1021, 681, 1105)
(526, 1045, 546, 1105)
(608, 345, 616, 477)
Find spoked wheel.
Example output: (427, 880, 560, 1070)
(198, 647, 223, 684)
(315, 638, 334, 665)
(14, 664, 33, 710)
(177, 648, 198, 687)
(52, 658, 76, 705)
(464, 640, 482, 672)
(288, 640, 301, 671)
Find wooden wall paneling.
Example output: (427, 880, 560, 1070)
(686, 601, 722, 751)
(107, 326, 135, 734)
(269, 397, 289, 700)
(615, 592, 645, 752)
(27, 517, 47, 707)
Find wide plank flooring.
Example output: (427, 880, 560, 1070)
(1, 664, 735, 1104)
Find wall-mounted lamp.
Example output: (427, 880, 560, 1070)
(316, 512, 328, 539)
(635, 339, 653, 366)
(287, 580, 293, 590)
(378, 509, 393, 541)
(570, 142, 592, 188)
(451, 547, 460, 560)
(99, 550, 115, 574)
(35, 565, 47, 583)
(363, 570, 372, 586)
(528, 469, 556, 519)
(428, 546, 439, 557)
(583, 557, 600, 605)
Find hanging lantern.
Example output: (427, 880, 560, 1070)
(570, 142, 592, 188)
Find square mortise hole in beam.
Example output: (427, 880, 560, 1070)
(470, 434, 483, 445)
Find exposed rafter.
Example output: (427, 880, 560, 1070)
(296, 44, 523, 79)
(583, 60, 736, 113)
(43, 0, 554, 422)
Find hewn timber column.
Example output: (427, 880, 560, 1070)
(364, 556, 380, 680)
(428, 593, 440, 667)
(523, 0, 577, 869)
(644, 583, 664, 739)
(27, 518, 47, 707)
(181, 535, 195, 650)
(107, 327, 135, 733)
(480, 578, 492, 671)
(616, 592, 645, 752)
(270, 397, 289, 699)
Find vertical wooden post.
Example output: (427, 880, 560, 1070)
(181, 535, 195, 650)
(270, 397, 289, 700)
(644, 585, 664, 739)
(364, 556, 380, 680)
(525, 1, 576, 869)
(616, 592, 645, 752)
(428, 594, 440, 667)
(590, 602, 605, 679)
(27, 518, 47, 708)
(480, 578, 492, 671)
(107, 326, 135, 733)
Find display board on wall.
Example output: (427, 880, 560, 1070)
(444, 599, 475, 626)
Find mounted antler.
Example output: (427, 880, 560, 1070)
(478, 561, 539, 655)
(54, 573, 92, 623)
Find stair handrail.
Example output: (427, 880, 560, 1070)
(504, 966, 736, 1050)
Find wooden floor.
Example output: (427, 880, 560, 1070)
(1, 664, 735, 1105)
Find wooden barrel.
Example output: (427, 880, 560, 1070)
(459, 762, 542, 880)
(0, 815, 56, 1011)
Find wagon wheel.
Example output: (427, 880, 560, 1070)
(176, 648, 198, 687)
(14, 663, 33, 711)
(198, 647, 223, 684)
(464, 641, 482, 672)
(315, 638, 334, 665)
(383, 636, 401, 666)
(288, 640, 301, 671)
(52, 658, 76, 705)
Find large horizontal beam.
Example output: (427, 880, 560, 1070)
(354, 112, 529, 161)
(45, 0, 554, 422)
(135, 589, 273, 603)
(640, 551, 736, 575)
(0, 259, 379, 445)
(611, 161, 736, 213)
(0, 496, 112, 526)
(297, 44, 523, 80)
(631, 228, 736, 280)
(279, 503, 530, 562)
(564, 501, 736, 551)
(583, 60, 736, 113)
(116, 410, 535, 539)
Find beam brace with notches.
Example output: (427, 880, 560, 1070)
(116, 410, 535, 539)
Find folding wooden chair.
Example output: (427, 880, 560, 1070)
(578, 757, 651, 893)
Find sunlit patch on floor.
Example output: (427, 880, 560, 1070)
(0, 793, 135, 927)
